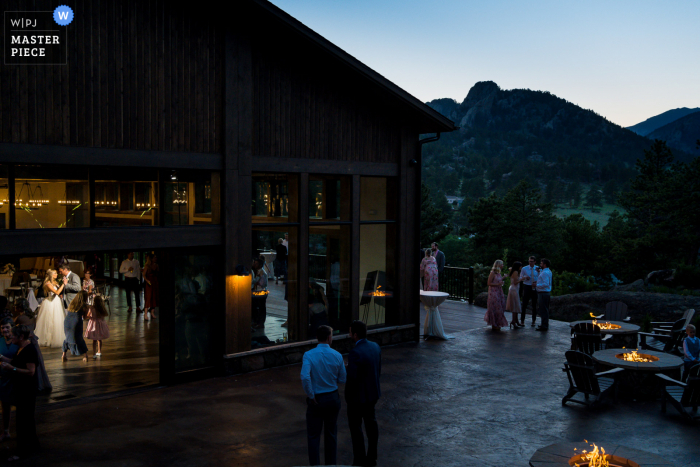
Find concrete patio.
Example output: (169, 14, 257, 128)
(13, 301, 700, 466)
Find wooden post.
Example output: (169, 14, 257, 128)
(350, 175, 360, 323)
(298, 173, 309, 341)
(8, 165, 15, 230)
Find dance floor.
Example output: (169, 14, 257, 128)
(37, 285, 160, 406)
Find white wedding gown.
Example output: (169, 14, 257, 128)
(35, 292, 67, 348)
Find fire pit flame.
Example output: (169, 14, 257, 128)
(591, 319, 621, 330)
(252, 290, 269, 296)
(369, 285, 389, 297)
(618, 348, 657, 363)
(573, 441, 611, 467)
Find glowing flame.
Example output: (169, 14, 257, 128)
(591, 320, 621, 330)
(574, 441, 610, 467)
(370, 285, 389, 297)
(252, 290, 269, 296)
(620, 349, 654, 362)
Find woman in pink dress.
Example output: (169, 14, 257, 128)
(505, 261, 525, 328)
(484, 260, 509, 332)
(420, 249, 439, 291)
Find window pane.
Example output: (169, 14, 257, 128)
(251, 227, 298, 347)
(361, 177, 397, 221)
(95, 168, 159, 227)
(165, 170, 220, 226)
(252, 173, 298, 223)
(309, 175, 350, 222)
(174, 253, 216, 372)
(15, 165, 89, 229)
(359, 224, 397, 327)
(0, 165, 7, 229)
(308, 225, 351, 335)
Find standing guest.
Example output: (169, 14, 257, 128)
(119, 252, 142, 313)
(506, 261, 525, 328)
(300, 325, 346, 467)
(85, 295, 110, 360)
(62, 291, 90, 362)
(58, 265, 81, 310)
(484, 260, 509, 332)
(274, 237, 288, 285)
(346, 320, 381, 467)
(0, 325, 40, 461)
(431, 242, 445, 275)
(143, 254, 160, 320)
(82, 269, 95, 306)
(420, 249, 439, 291)
(519, 256, 540, 327)
(13, 300, 51, 393)
(682, 324, 700, 381)
(0, 318, 18, 441)
(282, 232, 289, 249)
(251, 258, 268, 328)
(535, 259, 553, 332)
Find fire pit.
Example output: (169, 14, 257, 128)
(616, 350, 659, 363)
(592, 320, 622, 330)
(529, 441, 672, 467)
(569, 320, 640, 349)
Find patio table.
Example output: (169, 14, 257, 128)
(420, 290, 453, 340)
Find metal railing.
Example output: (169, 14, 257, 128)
(438, 266, 474, 303)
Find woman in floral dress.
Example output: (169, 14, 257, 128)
(420, 249, 439, 291)
(484, 260, 509, 331)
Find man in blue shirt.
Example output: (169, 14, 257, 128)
(519, 256, 540, 327)
(300, 325, 346, 466)
(345, 320, 382, 467)
(535, 258, 553, 331)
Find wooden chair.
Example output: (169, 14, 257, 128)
(571, 323, 611, 356)
(562, 350, 624, 407)
(4, 272, 28, 303)
(657, 364, 700, 421)
(652, 309, 695, 335)
(605, 301, 628, 321)
(639, 319, 685, 356)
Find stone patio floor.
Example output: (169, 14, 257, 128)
(14, 302, 700, 466)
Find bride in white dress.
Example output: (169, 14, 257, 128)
(34, 269, 67, 348)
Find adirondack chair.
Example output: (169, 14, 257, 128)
(657, 364, 700, 421)
(652, 309, 695, 335)
(571, 323, 611, 356)
(639, 319, 685, 356)
(562, 350, 624, 407)
(605, 301, 628, 321)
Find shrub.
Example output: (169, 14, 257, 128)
(552, 271, 601, 296)
(641, 313, 653, 333)
(672, 264, 700, 290)
(650, 285, 700, 297)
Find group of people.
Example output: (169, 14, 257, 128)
(419, 242, 445, 291)
(119, 252, 160, 321)
(484, 256, 553, 332)
(32, 265, 110, 361)
(300, 320, 381, 467)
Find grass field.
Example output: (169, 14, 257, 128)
(553, 202, 624, 226)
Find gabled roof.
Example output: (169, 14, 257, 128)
(253, 0, 457, 134)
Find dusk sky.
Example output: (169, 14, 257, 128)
(269, 0, 699, 127)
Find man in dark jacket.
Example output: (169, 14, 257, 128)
(431, 242, 445, 274)
(345, 320, 381, 467)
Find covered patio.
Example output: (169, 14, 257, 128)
(21, 301, 699, 466)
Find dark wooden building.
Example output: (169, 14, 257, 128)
(0, 0, 455, 391)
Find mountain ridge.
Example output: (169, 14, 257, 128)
(646, 111, 700, 156)
(626, 107, 700, 136)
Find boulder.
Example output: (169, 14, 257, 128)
(613, 279, 646, 292)
(646, 269, 675, 285)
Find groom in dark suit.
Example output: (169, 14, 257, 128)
(58, 264, 81, 308)
(345, 320, 381, 467)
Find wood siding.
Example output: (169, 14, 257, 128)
(0, 0, 224, 154)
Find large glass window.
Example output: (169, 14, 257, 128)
(174, 253, 216, 372)
(95, 168, 159, 227)
(165, 170, 220, 226)
(309, 175, 350, 222)
(359, 224, 396, 327)
(252, 173, 298, 223)
(0, 165, 7, 229)
(308, 225, 351, 335)
(360, 177, 397, 221)
(15, 165, 89, 229)
(251, 227, 298, 347)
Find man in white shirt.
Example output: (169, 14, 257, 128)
(282, 232, 289, 249)
(519, 256, 540, 327)
(119, 252, 142, 312)
(535, 258, 553, 331)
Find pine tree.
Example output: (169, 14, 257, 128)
(584, 186, 603, 210)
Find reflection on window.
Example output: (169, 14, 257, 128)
(308, 225, 351, 335)
(359, 224, 396, 327)
(309, 176, 350, 221)
(165, 170, 220, 226)
(15, 165, 89, 229)
(251, 227, 298, 347)
(252, 173, 298, 223)
(361, 177, 397, 221)
(95, 170, 159, 226)
(174, 253, 215, 372)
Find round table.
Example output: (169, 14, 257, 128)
(569, 320, 640, 349)
(419, 291, 452, 340)
(593, 348, 683, 399)
(259, 251, 277, 279)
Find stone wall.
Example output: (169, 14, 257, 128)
(223, 324, 416, 375)
(475, 291, 700, 323)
